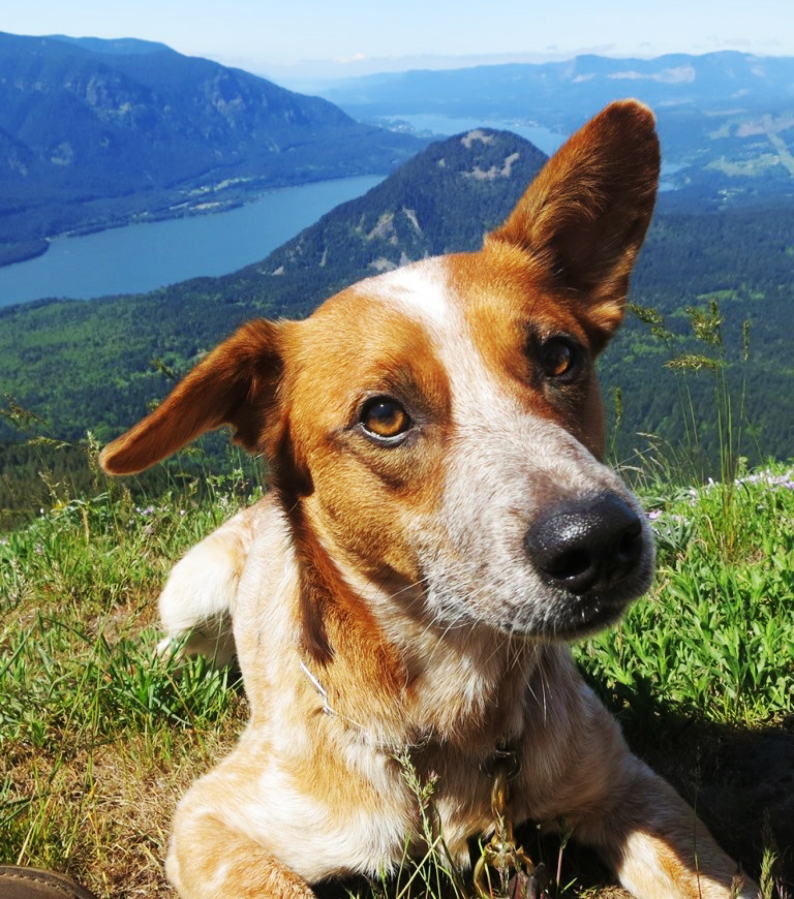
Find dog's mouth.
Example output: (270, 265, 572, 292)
(430, 541, 653, 643)
(495, 563, 652, 641)
(559, 602, 626, 638)
(543, 579, 646, 639)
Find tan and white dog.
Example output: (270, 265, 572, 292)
(101, 101, 756, 899)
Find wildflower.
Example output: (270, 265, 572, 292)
(734, 469, 794, 491)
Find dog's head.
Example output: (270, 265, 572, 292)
(102, 100, 659, 643)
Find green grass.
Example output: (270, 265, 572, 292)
(1, 463, 792, 898)
(0, 482, 251, 896)
(579, 467, 794, 725)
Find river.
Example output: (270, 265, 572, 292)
(0, 176, 382, 310)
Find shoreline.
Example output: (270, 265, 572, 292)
(0, 174, 385, 309)
(0, 172, 384, 271)
(0, 239, 50, 269)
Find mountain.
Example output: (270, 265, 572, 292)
(0, 32, 424, 266)
(320, 52, 794, 209)
(322, 52, 794, 122)
(260, 127, 548, 280)
(47, 35, 172, 56)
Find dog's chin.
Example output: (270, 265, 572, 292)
(539, 600, 629, 642)
(428, 555, 654, 643)
(502, 571, 654, 643)
(495, 600, 625, 643)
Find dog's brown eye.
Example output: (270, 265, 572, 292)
(361, 397, 411, 441)
(540, 338, 579, 379)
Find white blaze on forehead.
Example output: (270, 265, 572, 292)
(357, 256, 521, 426)
(359, 257, 453, 328)
(358, 257, 589, 470)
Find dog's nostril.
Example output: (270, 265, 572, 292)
(524, 494, 644, 595)
(544, 548, 591, 580)
(617, 523, 643, 564)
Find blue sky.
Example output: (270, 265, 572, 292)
(4, 0, 793, 83)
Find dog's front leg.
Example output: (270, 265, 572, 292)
(166, 805, 316, 899)
(574, 750, 758, 899)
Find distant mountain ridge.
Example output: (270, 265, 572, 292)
(0, 31, 424, 266)
(321, 51, 794, 209)
(323, 51, 794, 122)
(47, 35, 172, 56)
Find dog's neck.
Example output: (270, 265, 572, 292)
(292, 529, 544, 751)
(272, 486, 547, 751)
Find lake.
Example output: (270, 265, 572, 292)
(0, 176, 382, 310)
(0, 120, 565, 312)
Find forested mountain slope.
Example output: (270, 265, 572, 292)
(0, 32, 423, 266)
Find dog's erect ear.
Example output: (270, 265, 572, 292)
(489, 100, 660, 338)
(100, 319, 285, 475)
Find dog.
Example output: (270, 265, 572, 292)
(101, 101, 756, 899)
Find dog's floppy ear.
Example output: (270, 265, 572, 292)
(489, 99, 660, 339)
(100, 319, 285, 475)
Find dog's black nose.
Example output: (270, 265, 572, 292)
(524, 494, 644, 595)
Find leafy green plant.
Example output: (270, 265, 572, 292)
(579, 465, 794, 725)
